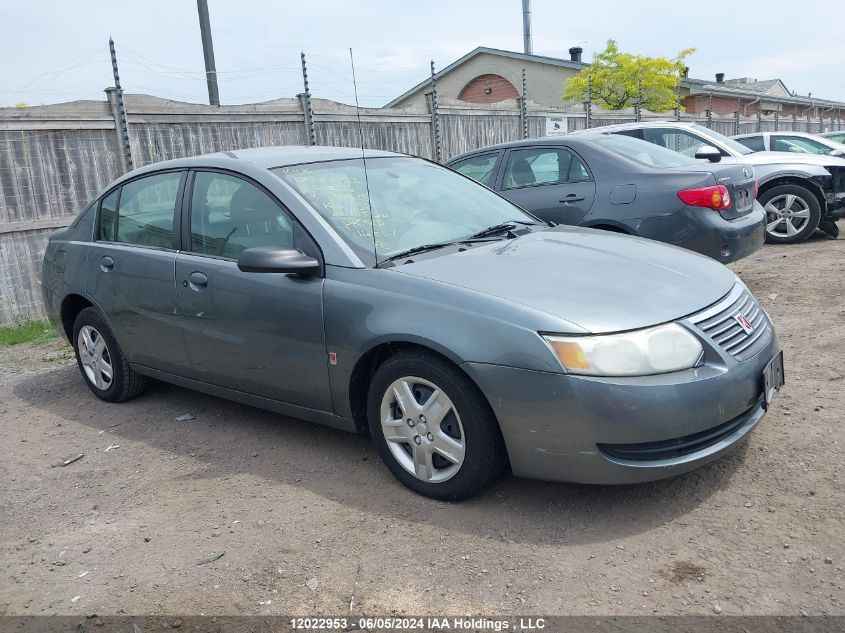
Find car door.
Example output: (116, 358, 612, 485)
(85, 170, 188, 374)
(174, 169, 331, 411)
(495, 146, 595, 225)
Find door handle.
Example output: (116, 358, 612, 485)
(560, 195, 585, 204)
(186, 271, 208, 291)
(99, 256, 114, 272)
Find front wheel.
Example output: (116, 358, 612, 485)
(367, 350, 507, 500)
(759, 184, 821, 244)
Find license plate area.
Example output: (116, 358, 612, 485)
(762, 351, 785, 409)
(736, 187, 752, 212)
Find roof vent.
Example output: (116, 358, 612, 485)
(569, 47, 583, 63)
(715, 72, 725, 83)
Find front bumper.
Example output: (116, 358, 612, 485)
(462, 323, 779, 485)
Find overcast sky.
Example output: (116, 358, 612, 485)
(2, 0, 844, 109)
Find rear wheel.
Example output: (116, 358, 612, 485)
(72, 307, 147, 402)
(367, 350, 507, 500)
(759, 184, 821, 244)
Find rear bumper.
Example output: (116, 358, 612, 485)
(462, 329, 779, 485)
(633, 202, 765, 264)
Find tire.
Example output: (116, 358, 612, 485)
(367, 349, 507, 500)
(759, 184, 821, 244)
(72, 307, 147, 402)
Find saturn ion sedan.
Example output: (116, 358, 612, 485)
(42, 147, 785, 500)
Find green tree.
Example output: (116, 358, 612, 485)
(564, 40, 694, 112)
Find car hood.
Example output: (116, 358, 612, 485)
(393, 227, 736, 333)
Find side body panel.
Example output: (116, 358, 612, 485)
(85, 243, 185, 372)
(173, 253, 332, 411)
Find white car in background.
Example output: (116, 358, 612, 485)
(732, 131, 845, 157)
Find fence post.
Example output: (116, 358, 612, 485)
(674, 83, 681, 121)
(634, 78, 642, 122)
(429, 61, 442, 163)
(299, 52, 316, 146)
(756, 108, 762, 132)
(584, 76, 592, 129)
(705, 90, 713, 129)
(107, 38, 133, 172)
(521, 68, 528, 139)
(773, 103, 779, 131)
(792, 112, 797, 131)
(733, 97, 740, 135)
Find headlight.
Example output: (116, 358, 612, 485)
(543, 323, 703, 377)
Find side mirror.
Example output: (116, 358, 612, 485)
(694, 145, 722, 163)
(829, 148, 845, 157)
(237, 246, 320, 276)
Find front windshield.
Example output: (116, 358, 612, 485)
(690, 124, 754, 155)
(274, 157, 536, 265)
(594, 134, 698, 168)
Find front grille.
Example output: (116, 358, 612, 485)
(598, 404, 757, 462)
(688, 284, 771, 361)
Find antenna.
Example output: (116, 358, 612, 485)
(349, 48, 379, 263)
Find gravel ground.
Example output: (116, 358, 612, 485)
(0, 228, 843, 618)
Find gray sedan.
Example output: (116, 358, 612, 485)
(447, 134, 766, 264)
(41, 147, 784, 499)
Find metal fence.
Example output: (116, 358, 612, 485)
(0, 92, 842, 324)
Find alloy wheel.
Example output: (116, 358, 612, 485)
(77, 325, 113, 391)
(764, 193, 812, 239)
(379, 376, 465, 483)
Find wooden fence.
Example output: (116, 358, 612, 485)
(0, 92, 842, 324)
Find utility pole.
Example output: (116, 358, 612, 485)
(196, 0, 220, 106)
(522, 0, 532, 55)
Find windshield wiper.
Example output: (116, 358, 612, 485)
(466, 220, 542, 240)
(381, 242, 455, 263)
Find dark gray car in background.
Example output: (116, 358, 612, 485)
(577, 121, 845, 243)
(42, 147, 784, 500)
(447, 134, 765, 264)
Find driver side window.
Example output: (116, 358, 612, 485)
(643, 128, 721, 156)
(189, 172, 302, 259)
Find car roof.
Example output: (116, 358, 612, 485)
(116, 145, 403, 182)
(734, 131, 822, 139)
(569, 120, 699, 135)
(445, 135, 601, 162)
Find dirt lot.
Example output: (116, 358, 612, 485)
(1, 229, 843, 618)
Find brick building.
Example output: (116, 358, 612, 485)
(387, 47, 845, 123)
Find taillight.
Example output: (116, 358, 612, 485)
(754, 180, 759, 198)
(678, 184, 732, 210)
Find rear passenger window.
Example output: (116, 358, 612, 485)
(502, 148, 592, 190)
(99, 172, 182, 248)
(450, 154, 498, 186)
(189, 172, 298, 259)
